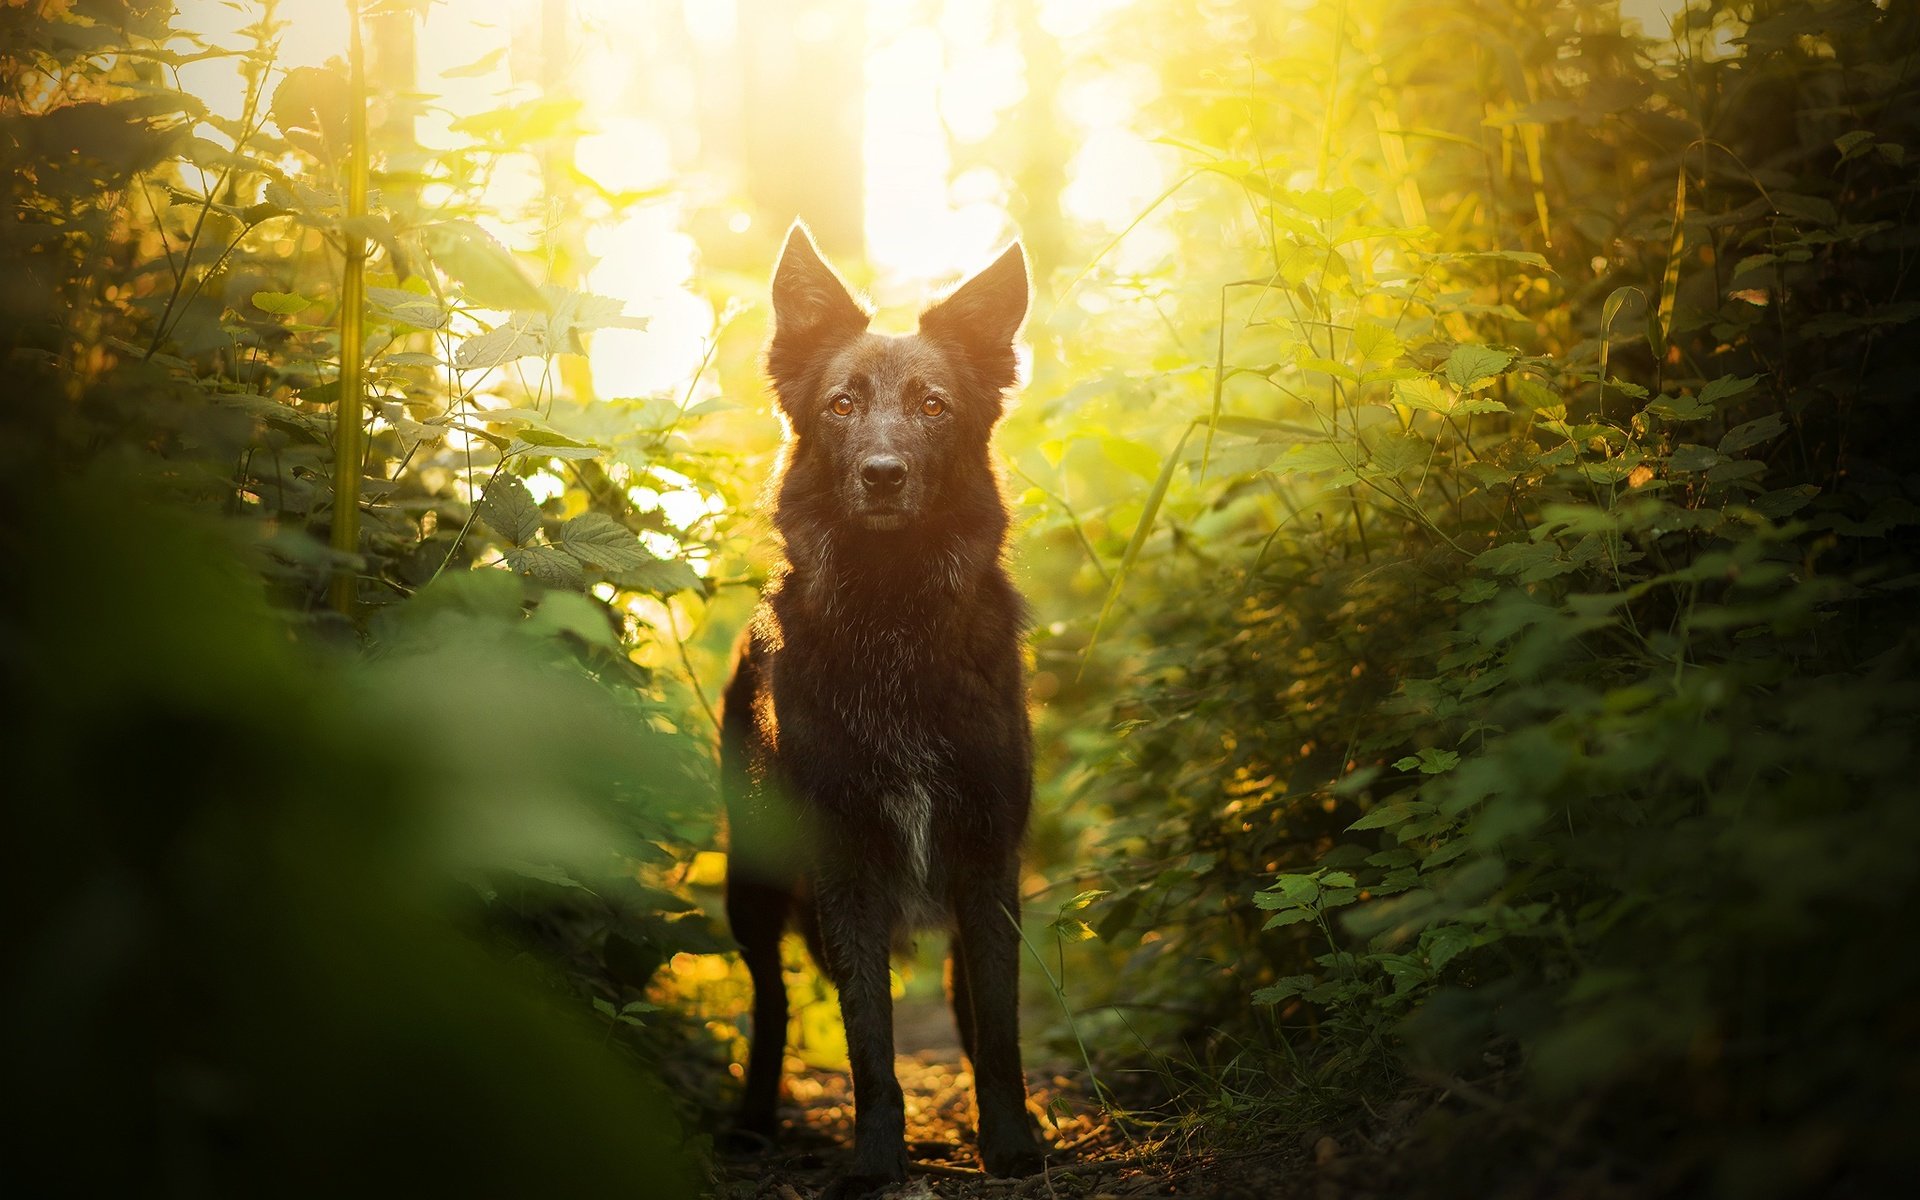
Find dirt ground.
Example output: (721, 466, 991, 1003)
(713, 993, 1336, 1200)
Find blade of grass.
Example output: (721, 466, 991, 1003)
(1077, 417, 1200, 681)
(1653, 163, 1687, 358)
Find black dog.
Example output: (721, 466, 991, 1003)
(721, 223, 1045, 1195)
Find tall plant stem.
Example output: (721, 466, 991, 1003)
(328, 0, 371, 615)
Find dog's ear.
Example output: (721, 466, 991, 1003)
(770, 221, 869, 345)
(918, 242, 1029, 391)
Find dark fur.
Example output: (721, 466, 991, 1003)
(722, 225, 1044, 1194)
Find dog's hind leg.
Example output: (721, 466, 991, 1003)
(726, 878, 791, 1145)
(952, 862, 1046, 1177)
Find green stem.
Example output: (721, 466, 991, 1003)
(327, 0, 371, 615)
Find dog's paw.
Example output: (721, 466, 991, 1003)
(979, 1135, 1047, 1178)
(818, 1171, 907, 1200)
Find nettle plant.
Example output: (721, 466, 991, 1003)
(1039, 0, 1920, 1181)
(130, 10, 714, 618)
(96, 2, 741, 1045)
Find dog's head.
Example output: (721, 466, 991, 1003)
(764, 223, 1028, 535)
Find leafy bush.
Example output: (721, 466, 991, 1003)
(1028, 0, 1920, 1193)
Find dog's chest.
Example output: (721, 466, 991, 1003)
(790, 619, 954, 901)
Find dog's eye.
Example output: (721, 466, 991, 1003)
(828, 393, 854, 416)
(920, 395, 946, 417)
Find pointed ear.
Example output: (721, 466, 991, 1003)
(917, 243, 1030, 383)
(770, 221, 869, 342)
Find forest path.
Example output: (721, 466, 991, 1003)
(714, 993, 1317, 1200)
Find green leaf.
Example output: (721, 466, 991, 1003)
(366, 286, 450, 331)
(1348, 802, 1424, 831)
(1668, 444, 1722, 473)
(1299, 356, 1359, 382)
(1698, 374, 1760, 407)
(1102, 436, 1162, 481)
(1835, 129, 1875, 164)
(1444, 344, 1514, 391)
(422, 219, 549, 312)
(1352, 321, 1404, 363)
(1599, 285, 1646, 388)
(1394, 747, 1460, 775)
(503, 544, 584, 587)
(525, 591, 617, 648)
(1272, 874, 1321, 904)
(477, 473, 542, 546)
(615, 556, 703, 596)
(1471, 540, 1560, 577)
(1718, 412, 1787, 456)
(560, 512, 651, 572)
(1060, 889, 1110, 913)
(1394, 377, 1454, 414)
(514, 427, 601, 450)
(250, 291, 313, 315)
(455, 322, 544, 369)
(1284, 185, 1367, 222)
(1050, 917, 1098, 942)
(1261, 909, 1315, 930)
(1252, 976, 1317, 1005)
(1647, 394, 1713, 421)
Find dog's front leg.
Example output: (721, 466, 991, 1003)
(816, 867, 908, 1197)
(953, 861, 1046, 1177)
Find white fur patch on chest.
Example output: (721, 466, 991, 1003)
(885, 780, 934, 888)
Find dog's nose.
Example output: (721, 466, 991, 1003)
(860, 455, 907, 492)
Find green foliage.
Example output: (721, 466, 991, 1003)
(0, 0, 729, 1187)
(1018, 0, 1920, 1194)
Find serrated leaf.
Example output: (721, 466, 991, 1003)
(1252, 975, 1316, 1004)
(1471, 541, 1559, 576)
(423, 219, 548, 312)
(1050, 917, 1098, 942)
(615, 556, 703, 596)
(560, 512, 652, 572)
(250, 290, 312, 315)
(1261, 909, 1315, 929)
(1719, 412, 1787, 456)
(1394, 377, 1454, 414)
(1299, 356, 1359, 382)
(1444, 344, 1514, 390)
(1668, 445, 1723, 473)
(1060, 889, 1110, 913)
(477, 473, 542, 546)
(1284, 186, 1367, 222)
(1348, 803, 1422, 831)
(503, 544, 584, 587)
(366, 286, 449, 331)
(1835, 129, 1875, 163)
(508, 437, 602, 461)
(1394, 747, 1460, 775)
(1351, 320, 1403, 363)
(1455, 396, 1509, 416)
(1647, 394, 1713, 421)
(1698, 375, 1760, 406)
(455, 322, 544, 370)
